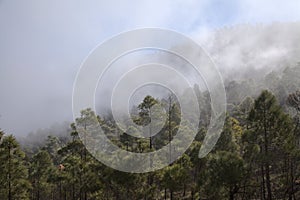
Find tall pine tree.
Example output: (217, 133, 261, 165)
(0, 134, 31, 200)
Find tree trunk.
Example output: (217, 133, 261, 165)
(229, 191, 234, 200)
(261, 165, 266, 200)
(8, 145, 12, 200)
(191, 189, 194, 200)
(37, 180, 40, 200)
(265, 162, 272, 200)
(263, 101, 272, 200)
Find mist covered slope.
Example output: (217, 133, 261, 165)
(198, 22, 300, 78)
(14, 22, 300, 148)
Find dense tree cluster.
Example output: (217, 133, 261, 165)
(0, 66, 299, 200)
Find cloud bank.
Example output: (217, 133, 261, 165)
(0, 0, 300, 135)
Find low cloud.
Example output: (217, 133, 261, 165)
(0, 1, 299, 135)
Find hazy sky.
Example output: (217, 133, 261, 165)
(1, 0, 300, 135)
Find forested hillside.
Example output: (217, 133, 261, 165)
(0, 65, 300, 200)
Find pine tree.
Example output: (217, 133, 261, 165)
(206, 116, 245, 200)
(246, 90, 293, 200)
(286, 91, 300, 199)
(208, 151, 245, 200)
(57, 122, 102, 200)
(136, 95, 158, 150)
(0, 135, 31, 200)
(30, 150, 55, 200)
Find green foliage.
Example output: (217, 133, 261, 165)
(207, 151, 245, 200)
(1, 83, 300, 199)
(30, 150, 55, 200)
(0, 135, 31, 200)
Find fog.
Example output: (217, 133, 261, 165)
(198, 22, 300, 80)
(0, 1, 300, 136)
